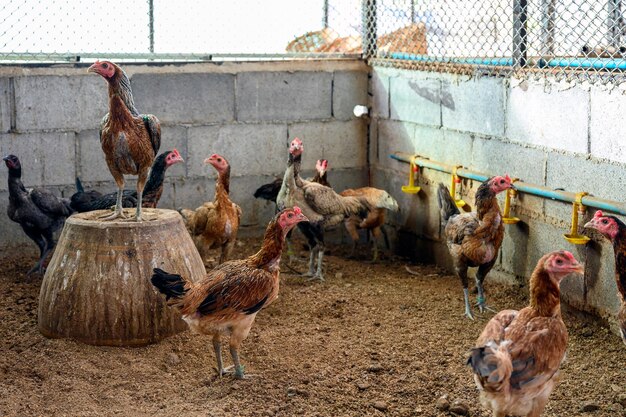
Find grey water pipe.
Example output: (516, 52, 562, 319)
(390, 153, 626, 216)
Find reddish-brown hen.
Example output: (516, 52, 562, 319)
(467, 250, 583, 417)
(339, 187, 399, 262)
(438, 176, 514, 319)
(151, 207, 308, 379)
(584, 210, 626, 345)
(180, 154, 242, 266)
(88, 60, 161, 221)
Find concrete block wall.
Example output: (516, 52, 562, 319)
(0, 60, 369, 247)
(369, 66, 625, 333)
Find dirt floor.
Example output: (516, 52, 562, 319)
(0, 237, 625, 417)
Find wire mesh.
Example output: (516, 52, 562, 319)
(1, 0, 626, 84)
(365, 0, 626, 84)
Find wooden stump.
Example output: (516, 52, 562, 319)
(38, 208, 205, 347)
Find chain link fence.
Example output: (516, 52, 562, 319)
(2, 0, 626, 84)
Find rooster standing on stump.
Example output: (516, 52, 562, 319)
(88, 60, 161, 221)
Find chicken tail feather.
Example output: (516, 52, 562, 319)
(151, 268, 188, 307)
(467, 342, 512, 393)
(75, 177, 84, 193)
(437, 183, 460, 223)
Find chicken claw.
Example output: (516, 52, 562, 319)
(476, 297, 497, 314)
(221, 365, 249, 379)
(98, 209, 128, 221)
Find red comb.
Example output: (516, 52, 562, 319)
(293, 206, 302, 215)
(505, 174, 511, 182)
(594, 210, 604, 218)
(172, 148, 180, 157)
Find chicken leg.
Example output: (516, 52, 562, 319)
(456, 264, 474, 320)
(99, 171, 128, 220)
(475, 260, 497, 314)
(212, 335, 226, 377)
(23, 226, 50, 275)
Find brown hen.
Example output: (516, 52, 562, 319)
(438, 176, 514, 319)
(151, 207, 308, 379)
(88, 60, 161, 221)
(584, 210, 626, 345)
(180, 154, 242, 266)
(468, 250, 583, 417)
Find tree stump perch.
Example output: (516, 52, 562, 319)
(38, 208, 204, 347)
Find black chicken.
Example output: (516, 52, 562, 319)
(4, 154, 73, 275)
(70, 149, 184, 212)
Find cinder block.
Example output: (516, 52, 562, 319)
(77, 129, 110, 183)
(236, 72, 332, 121)
(0, 78, 10, 133)
(414, 128, 469, 166)
(131, 73, 235, 125)
(442, 77, 506, 137)
(370, 71, 389, 119)
(471, 137, 547, 185)
(377, 119, 417, 172)
(589, 87, 626, 163)
(546, 152, 626, 204)
(288, 120, 366, 171)
(332, 71, 368, 120)
(15, 75, 107, 131)
(187, 123, 288, 178)
(506, 80, 589, 153)
(389, 75, 441, 127)
(41, 132, 76, 186)
(0, 132, 53, 189)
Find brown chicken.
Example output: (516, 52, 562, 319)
(88, 60, 161, 221)
(340, 187, 399, 262)
(438, 176, 514, 319)
(584, 210, 626, 345)
(180, 154, 242, 266)
(467, 250, 583, 417)
(151, 207, 308, 379)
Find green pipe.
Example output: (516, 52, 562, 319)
(390, 153, 626, 216)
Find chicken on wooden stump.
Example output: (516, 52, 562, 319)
(4, 155, 72, 275)
(71, 149, 183, 212)
(584, 210, 626, 345)
(438, 176, 514, 319)
(467, 250, 583, 417)
(88, 60, 161, 221)
(179, 154, 242, 266)
(151, 207, 308, 379)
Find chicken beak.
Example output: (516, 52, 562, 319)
(509, 183, 517, 191)
(2, 155, 9, 162)
(87, 63, 98, 73)
(571, 262, 585, 275)
(583, 219, 595, 230)
(203, 158, 212, 165)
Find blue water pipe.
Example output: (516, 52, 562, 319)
(383, 52, 626, 72)
(390, 153, 626, 216)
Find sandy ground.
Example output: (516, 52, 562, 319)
(0, 237, 625, 417)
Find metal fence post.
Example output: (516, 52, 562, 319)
(540, 0, 555, 57)
(608, 0, 623, 48)
(323, 0, 329, 28)
(513, 0, 528, 67)
(361, 0, 377, 59)
(148, 0, 154, 53)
